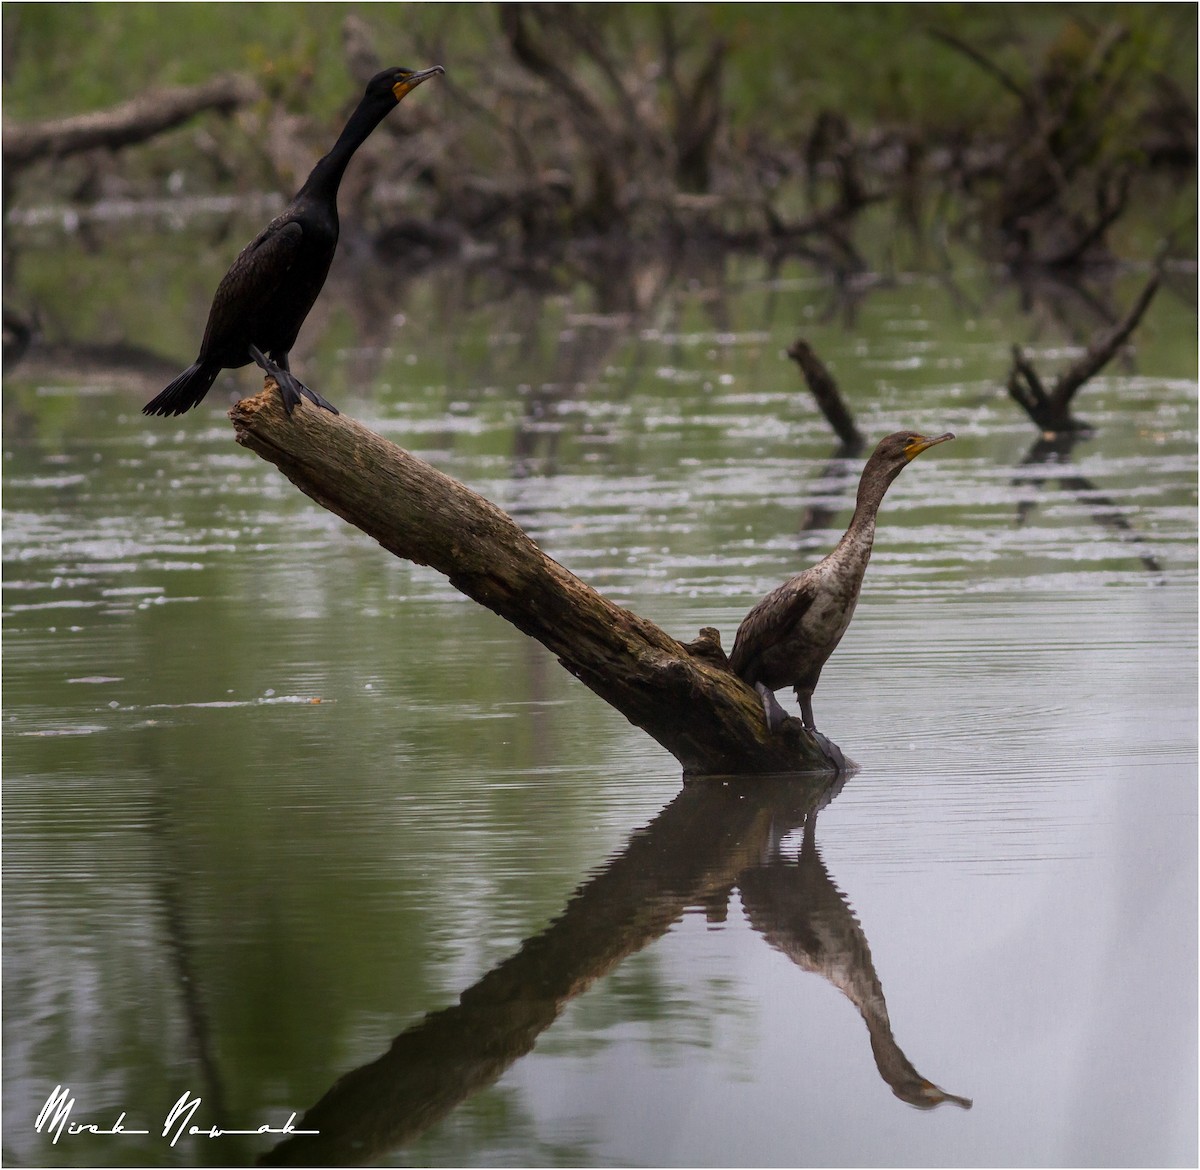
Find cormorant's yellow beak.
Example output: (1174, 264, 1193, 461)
(393, 65, 445, 101)
(904, 432, 955, 461)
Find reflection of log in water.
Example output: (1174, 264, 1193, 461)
(260, 778, 820, 1166)
(262, 776, 969, 1166)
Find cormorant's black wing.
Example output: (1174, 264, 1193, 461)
(198, 219, 305, 355)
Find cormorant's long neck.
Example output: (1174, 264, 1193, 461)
(298, 96, 393, 206)
(833, 457, 899, 562)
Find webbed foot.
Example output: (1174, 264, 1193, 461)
(755, 683, 790, 733)
(809, 729, 847, 773)
(273, 370, 339, 416)
(250, 345, 339, 416)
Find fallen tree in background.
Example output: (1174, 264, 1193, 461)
(6, 10, 1192, 273)
(2, 74, 258, 173)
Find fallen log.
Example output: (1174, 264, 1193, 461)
(229, 388, 841, 777)
(3, 74, 259, 171)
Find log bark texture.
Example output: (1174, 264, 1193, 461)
(230, 388, 839, 777)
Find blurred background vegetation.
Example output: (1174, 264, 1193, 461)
(4, 2, 1195, 128)
(4, 2, 1195, 273)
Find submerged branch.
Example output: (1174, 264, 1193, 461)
(1051, 267, 1161, 402)
(230, 388, 840, 777)
(1006, 266, 1161, 434)
(787, 338, 865, 453)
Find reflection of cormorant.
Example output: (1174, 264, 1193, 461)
(261, 776, 970, 1166)
(730, 431, 954, 731)
(144, 65, 443, 418)
(739, 812, 972, 1110)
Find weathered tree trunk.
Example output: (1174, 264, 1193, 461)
(230, 390, 841, 777)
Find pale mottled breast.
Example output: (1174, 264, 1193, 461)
(729, 534, 874, 693)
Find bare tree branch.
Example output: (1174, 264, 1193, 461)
(786, 338, 865, 453)
(927, 28, 1032, 111)
(3, 74, 259, 170)
(1006, 266, 1161, 433)
(1050, 266, 1160, 404)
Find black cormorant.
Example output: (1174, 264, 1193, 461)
(729, 431, 954, 732)
(144, 64, 444, 418)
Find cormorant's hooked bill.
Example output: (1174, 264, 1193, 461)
(391, 64, 445, 100)
(903, 432, 954, 461)
(144, 64, 445, 420)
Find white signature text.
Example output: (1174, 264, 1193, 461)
(36, 1085, 318, 1147)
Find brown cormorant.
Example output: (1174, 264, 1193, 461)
(729, 431, 954, 732)
(144, 64, 444, 418)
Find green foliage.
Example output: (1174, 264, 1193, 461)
(4, 3, 374, 117)
(4, 1, 1193, 136)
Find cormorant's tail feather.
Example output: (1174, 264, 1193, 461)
(143, 362, 220, 417)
